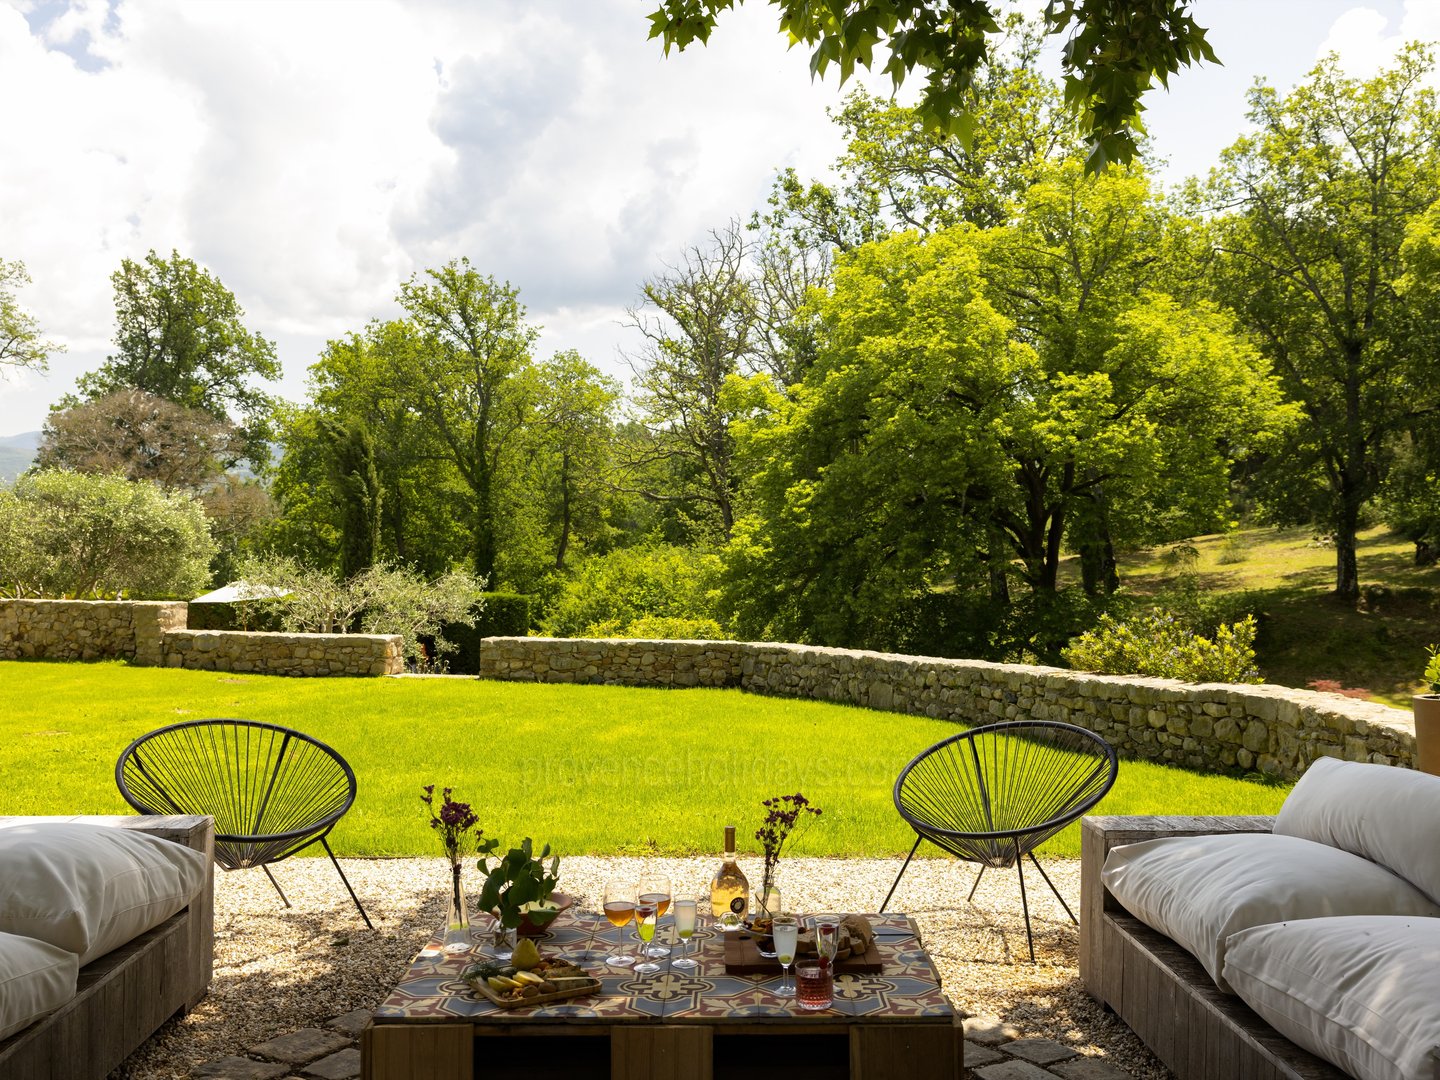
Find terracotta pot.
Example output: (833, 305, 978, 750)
(515, 892, 573, 938)
(1413, 695, 1440, 776)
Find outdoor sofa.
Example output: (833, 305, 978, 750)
(0, 814, 215, 1080)
(1081, 757, 1440, 1080)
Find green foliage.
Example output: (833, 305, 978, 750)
(1063, 612, 1262, 684)
(476, 838, 562, 931)
(1424, 645, 1440, 695)
(234, 552, 483, 664)
(587, 615, 726, 641)
(646, 0, 1217, 171)
(0, 469, 214, 599)
(541, 545, 722, 638)
(0, 258, 61, 375)
(77, 250, 279, 469)
(475, 593, 532, 638)
(894, 588, 1116, 666)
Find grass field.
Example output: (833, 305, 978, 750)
(0, 661, 1287, 860)
(1065, 525, 1440, 709)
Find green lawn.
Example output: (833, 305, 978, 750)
(0, 661, 1287, 859)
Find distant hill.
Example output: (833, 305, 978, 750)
(0, 432, 40, 482)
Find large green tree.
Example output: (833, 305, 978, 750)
(1207, 46, 1440, 602)
(647, 0, 1216, 171)
(77, 250, 280, 468)
(0, 258, 62, 376)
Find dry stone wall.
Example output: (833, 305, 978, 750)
(0, 600, 402, 677)
(479, 637, 1416, 780)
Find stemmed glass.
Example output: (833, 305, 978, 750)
(771, 914, 799, 997)
(603, 882, 637, 967)
(638, 875, 672, 958)
(672, 899, 698, 971)
(633, 897, 662, 975)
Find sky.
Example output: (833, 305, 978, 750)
(1, 0, 1437, 438)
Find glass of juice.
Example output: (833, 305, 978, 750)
(603, 882, 637, 967)
(771, 914, 799, 997)
(795, 961, 832, 1010)
(633, 899, 661, 975)
(673, 898, 699, 970)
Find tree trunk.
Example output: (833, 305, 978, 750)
(1334, 498, 1360, 603)
(986, 523, 1010, 604)
(472, 460, 496, 583)
(555, 450, 572, 570)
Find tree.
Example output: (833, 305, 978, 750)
(647, 0, 1217, 171)
(1207, 46, 1440, 602)
(323, 415, 383, 578)
(0, 469, 214, 599)
(0, 258, 62, 376)
(393, 260, 539, 581)
(37, 389, 238, 490)
(624, 223, 760, 540)
(77, 250, 280, 468)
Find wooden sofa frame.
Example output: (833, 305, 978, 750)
(0, 815, 215, 1080)
(1080, 815, 1347, 1080)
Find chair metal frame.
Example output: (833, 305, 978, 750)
(880, 719, 1118, 961)
(116, 718, 373, 928)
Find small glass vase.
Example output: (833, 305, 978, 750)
(442, 861, 472, 956)
(491, 922, 515, 962)
(758, 884, 783, 918)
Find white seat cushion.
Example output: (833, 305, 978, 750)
(0, 931, 79, 1041)
(0, 823, 207, 965)
(1224, 915, 1440, 1080)
(1275, 756, 1440, 906)
(1102, 832, 1440, 992)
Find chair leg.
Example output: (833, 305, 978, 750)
(880, 836, 923, 913)
(262, 863, 291, 909)
(1028, 851, 1077, 925)
(322, 837, 374, 929)
(1015, 856, 1035, 964)
(966, 862, 987, 903)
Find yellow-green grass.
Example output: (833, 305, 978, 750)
(0, 661, 1287, 859)
(1061, 525, 1440, 709)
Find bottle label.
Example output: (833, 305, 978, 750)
(730, 896, 746, 915)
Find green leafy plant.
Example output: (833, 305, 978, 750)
(476, 838, 561, 930)
(1423, 645, 1440, 696)
(1063, 612, 1262, 685)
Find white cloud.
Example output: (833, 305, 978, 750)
(1319, 1, 1440, 75)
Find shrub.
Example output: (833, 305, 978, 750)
(0, 469, 214, 599)
(585, 615, 726, 640)
(541, 545, 723, 638)
(1062, 612, 1262, 684)
(434, 594, 533, 675)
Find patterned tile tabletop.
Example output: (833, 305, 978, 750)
(374, 912, 955, 1027)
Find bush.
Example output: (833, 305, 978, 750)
(1062, 612, 1262, 684)
(585, 615, 726, 640)
(0, 469, 215, 599)
(541, 545, 723, 638)
(433, 593, 533, 675)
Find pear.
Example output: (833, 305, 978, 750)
(512, 937, 542, 971)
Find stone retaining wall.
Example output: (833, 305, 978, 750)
(479, 637, 1416, 780)
(0, 600, 402, 677)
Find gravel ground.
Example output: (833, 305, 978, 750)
(118, 855, 1168, 1079)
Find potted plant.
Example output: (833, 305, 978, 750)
(476, 838, 567, 954)
(1415, 645, 1440, 775)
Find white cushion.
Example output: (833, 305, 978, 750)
(1275, 756, 1440, 906)
(1101, 832, 1440, 992)
(0, 823, 207, 965)
(1224, 915, 1440, 1080)
(0, 931, 78, 1041)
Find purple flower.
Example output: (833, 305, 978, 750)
(421, 783, 481, 863)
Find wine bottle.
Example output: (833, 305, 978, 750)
(709, 825, 749, 929)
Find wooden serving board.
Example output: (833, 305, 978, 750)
(723, 934, 884, 975)
(464, 975, 601, 1010)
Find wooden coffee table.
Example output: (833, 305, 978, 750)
(362, 910, 962, 1080)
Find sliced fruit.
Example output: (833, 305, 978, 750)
(513, 970, 545, 986)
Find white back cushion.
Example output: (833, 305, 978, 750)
(1224, 916, 1440, 1080)
(1275, 756, 1440, 906)
(0, 931, 79, 1041)
(0, 823, 207, 965)
(1102, 832, 1440, 992)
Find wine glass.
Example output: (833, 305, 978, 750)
(638, 875, 672, 958)
(812, 915, 841, 968)
(633, 898, 662, 975)
(603, 882, 637, 967)
(771, 914, 798, 997)
(672, 898, 698, 971)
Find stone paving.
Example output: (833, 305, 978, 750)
(185, 1006, 1136, 1079)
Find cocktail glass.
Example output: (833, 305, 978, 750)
(673, 898, 699, 971)
(771, 914, 799, 997)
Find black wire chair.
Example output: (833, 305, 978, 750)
(116, 718, 373, 928)
(880, 720, 1118, 961)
